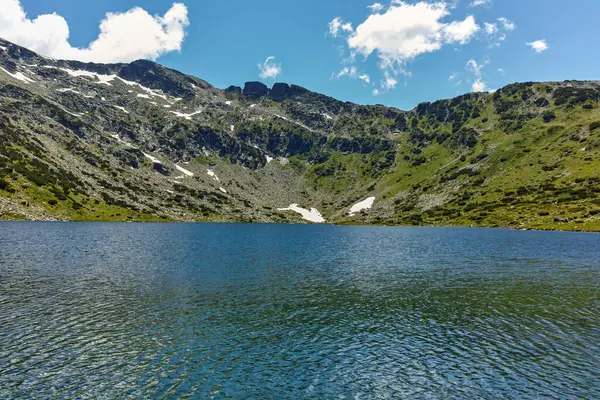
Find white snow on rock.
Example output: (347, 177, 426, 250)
(249, 104, 256, 108)
(0, 66, 35, 84)
(266, 155, 274, 164)
(163, 104, 171, 108)
(44, 67, 177, 102)
(137, 93, 150, 99)
(207, 169, 220, 181)
(0, 45, 6, 52)
(170, 110, 202, 120)
(109, 133, 132, 147)
(277, 204, 325, 223)
(322, 113, 333, 120)
(113, 105, 129, 114)
(225, 101, 232, 105)
(143, 152, 162, 164)
(174, 164, 194, 177)
(230, 125, 235, 132)
(219, 187, 227, 194)
(52, 67, 117, 85)
(349, 197, 376, 216)
(56, 87, 94, 98)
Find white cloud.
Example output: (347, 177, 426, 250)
(466, 58, 488, 76)
(258, 56, 282, 79)
(328, 17, 353, 37)
(382, 71, 397, 90)
(469, 0, 492, 7)
(466, 58, 489, 92)
(344, 2, 479, 72)
(336, 66, 358, 78)
(0, 0, 189, 63)
(526, 39, 548, 53)
(358, 73, 371, 84)
(498, 17, 516, 31)
(472, 78, 486, 92)
(497, 68, 505, 74)
(484, 23, 498, 35)
(367, 3, 385, 13)
(483, 17, 515, 47)
(372, 88, 380, 96)
(449, 73, 457, 80)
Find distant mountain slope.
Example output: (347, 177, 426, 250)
(1, 38, 599, 230)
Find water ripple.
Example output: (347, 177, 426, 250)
(0, 223, 599, 398)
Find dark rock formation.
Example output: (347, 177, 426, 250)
(243, 81, 269, 98)
(270, 83, 291, 100)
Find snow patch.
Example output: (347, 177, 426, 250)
(207, 169, 220, 181)
(109, 133, 132, 147)
(0, 66, 35, 84)
(113, 105, 129, 114)
(225, 101, 232, 105)
(230, 125, 235, 132)
(323, 113, 333, 120)
(349, 197, 376, 216)
(56, 87, 94, 98)
(174, 164, 194, 177)
(137, 93, 151, 99)
(45, 67, 176, 102)
(266, 155, 274, 164)
(143, 152, 162, 164)
(277, 204, 325, 223)
(170, 110, 202, 120)
(219, 187, 227, 194)
(249, 104, 256, 108)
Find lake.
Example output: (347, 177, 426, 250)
(0, 222, 598, 399)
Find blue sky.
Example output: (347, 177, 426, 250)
(6, 0, 600, 109)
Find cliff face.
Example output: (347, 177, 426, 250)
(1, 38, 599, 230)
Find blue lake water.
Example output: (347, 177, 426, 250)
(0, 222, 599, 399)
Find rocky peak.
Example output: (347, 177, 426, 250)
(270, 83, 290, 100)
(224, 85, 242, 96)
(243, 81, 269, 98)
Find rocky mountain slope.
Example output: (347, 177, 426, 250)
(1, 38, 599, 230)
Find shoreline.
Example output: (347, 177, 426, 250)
(1, 217, 599, 233)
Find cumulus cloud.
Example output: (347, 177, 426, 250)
(526, 39, 548, 53)
(0, 0, 189, 63)
(342, 2, 479, 72)
(328, 17, 353, 37)
(358, 73, 371, 84)
(258, 56, 282, 79)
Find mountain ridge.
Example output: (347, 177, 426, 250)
(1, 37, 599, 231)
